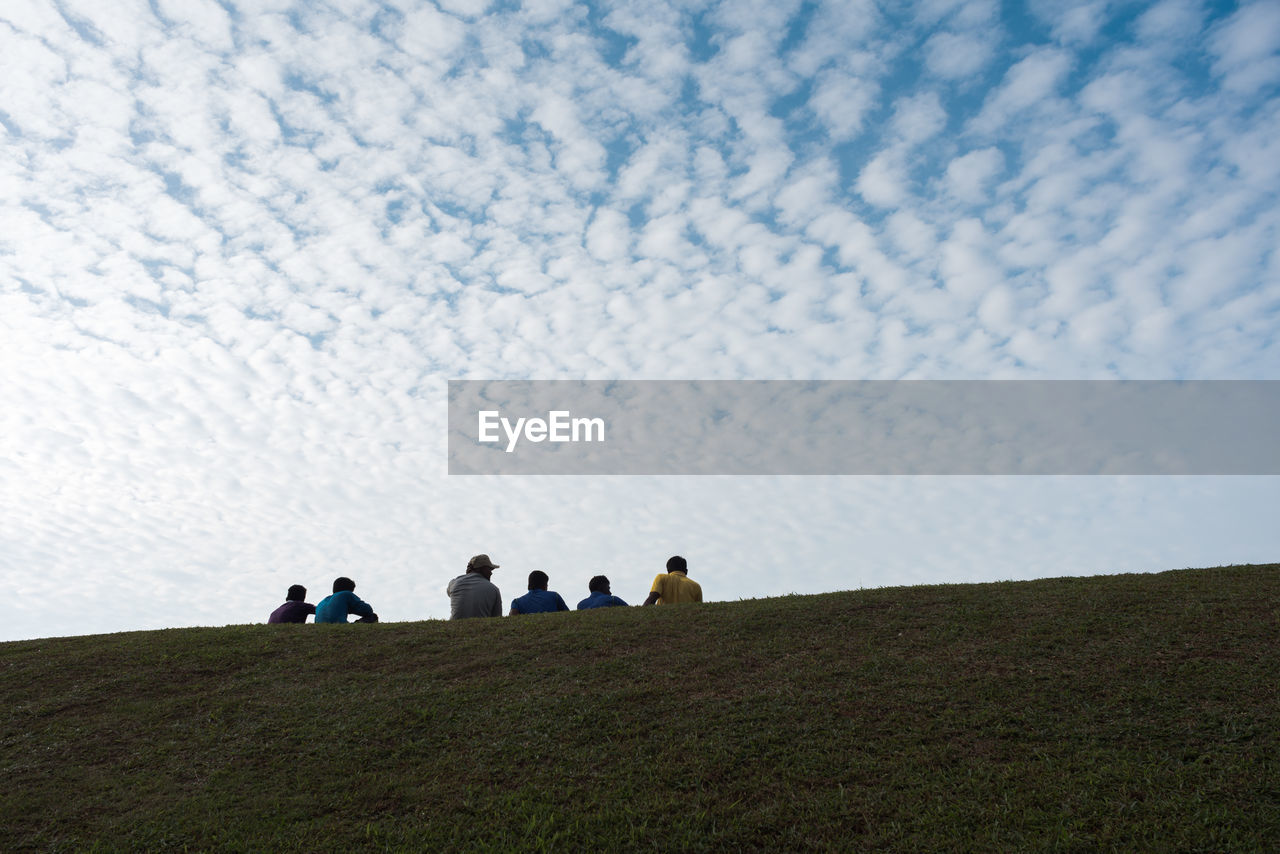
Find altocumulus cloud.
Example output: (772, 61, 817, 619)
(0, 0, 1278, 641)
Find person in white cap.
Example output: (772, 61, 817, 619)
(447, 554, 503, 619)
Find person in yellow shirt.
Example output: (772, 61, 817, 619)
(643, 555, 703, 605)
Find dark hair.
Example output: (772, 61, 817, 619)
(333, 576, 356, 593)
(666, 555, 687, 573)
(286, 584, 307, 602)
(528, 570, 549, 590)
(588, 575, 610, 593)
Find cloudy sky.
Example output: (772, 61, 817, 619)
(2, 0, 1278, 641)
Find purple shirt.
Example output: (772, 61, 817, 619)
(268, 600, 316, 624)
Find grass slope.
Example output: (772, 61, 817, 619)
(3, 565, 1278, 852)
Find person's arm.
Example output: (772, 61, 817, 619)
(555, 593, 569, 612)
(349, 593, 377, 621)
(644, 574, 663, 606)
(488, 588, 503, 618)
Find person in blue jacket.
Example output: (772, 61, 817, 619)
(577, 575, 629, 609)
(315, 577, 379, 623)
(509, 570, 570, 615)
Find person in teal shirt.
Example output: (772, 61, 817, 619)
(315, 577, 378, 623)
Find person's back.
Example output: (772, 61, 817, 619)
(268, 584, 315, 624)
(448, 554, 503, 619)
(315, 577, 378, 624)
(577, 575, 629, 609)
(510, 572, 570, 615)
(644, 556, 702, 606)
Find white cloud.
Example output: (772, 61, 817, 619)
(436, 0, 493, 17)
(614, 136, 687, 201)
(530, 91, 608, 190)
(1135, 0, 1205, 43)
(924, 30, 993, 80)
(943, 146, 1004, 203)
(0, 0, 65, 36)
(730, 148, 793, 202)
(969, 47, 1074, 134)
(914, 0, 999, 29)
(773, 162, 837, 227)
(787, 0, 882, 77)
(1219, 101, 1280, 186)
(1031, 0, 1109, 45)
(0, 23, 69, 138)
(891, 90, 947, 144)
(1208, 0, 1280, 93)
(585, 208, 631, 262)
(885, 210, 938, 262)
(153, 0, 234, 52)
(856, 151, 908, 207)
(940, 218, 1004, 305)
(809, 70, 879, 140)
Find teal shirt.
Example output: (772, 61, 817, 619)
(314, 590, 374, 623)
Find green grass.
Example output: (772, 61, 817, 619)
(3, 564, 1278, 852)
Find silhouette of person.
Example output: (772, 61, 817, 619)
(268, 584, 315, 623)
(643, 556, 702, 606)
(447, 554, 503, 619)
(315, 577, 379, 623)
(577, 575, 629, 609)
(510, 570, 570, 615)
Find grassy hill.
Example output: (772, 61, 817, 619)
(3, 565, 1278, 852)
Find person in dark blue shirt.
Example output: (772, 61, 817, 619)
(315, 577, 378, 623)
(577, 575, 629, 609)
(509, 571, 570, 615)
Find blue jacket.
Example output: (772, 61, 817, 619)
(577, 591, 629, 609)
(510, 589, 570, 614)
(315, 590, 375, 623)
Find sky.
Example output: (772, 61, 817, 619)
(1, 0, 1278, 642)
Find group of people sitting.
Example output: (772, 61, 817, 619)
(267, 554, 703, 624)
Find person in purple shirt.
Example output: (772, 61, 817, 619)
(315, 577, 379, 624)
(509, 570, 570, 615)
(577, 575, 629, 609)
(268, 584, 316, 624)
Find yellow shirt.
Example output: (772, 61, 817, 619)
(649, 571, 702, 604)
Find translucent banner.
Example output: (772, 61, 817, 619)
(447, 380, 1280, 475)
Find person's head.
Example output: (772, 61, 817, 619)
(467, 554, 500, 578)
(588, 575, 611, 594)
(527, 570, 549, 591)
(666, 555, 687, 574)
(286, 584, 307, 602)
(333, 576, 356, 593)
